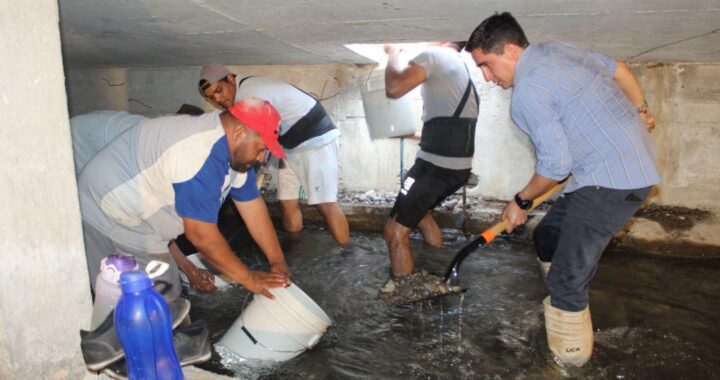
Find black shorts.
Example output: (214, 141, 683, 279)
(174, 197, 252, 255)
(389, 158, 470, 228)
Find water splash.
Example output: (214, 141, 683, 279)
(188, 227, 720, 379)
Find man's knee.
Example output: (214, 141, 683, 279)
(385, 218, 410, 244)
(383, 219, 394, 242)
(533, 224, 560, 262)
(280, 201, 303, 233)
(417, 214, 442, 247)
(316, 202, 343, 219)
(283, 218, 303, 234)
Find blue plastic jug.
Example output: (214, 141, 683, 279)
(114, 270, 183, 380)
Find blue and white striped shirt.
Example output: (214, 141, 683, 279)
(511, 42, 660, 192)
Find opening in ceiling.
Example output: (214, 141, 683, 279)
(345, 43, 432, 140)
(345, 42, 432, 68)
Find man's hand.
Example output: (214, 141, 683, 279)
(384, 43, 399, 55)
(640, 109, 656, 130)
(185, 266, 217, 293)
(243, 270, 291, 299)
(636, 100, 656, 130)
(501, 201, 528, 233)
(168, 238, 218, 293)
(270, 261, 292, 279)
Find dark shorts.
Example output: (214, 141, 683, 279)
(389, 158, 470, 228)
(174, 197, 252, 255)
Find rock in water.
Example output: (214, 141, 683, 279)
(378, 271, 462, 303)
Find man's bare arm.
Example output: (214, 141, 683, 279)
(614, 60, 655, 129)
(234, 196, 291, 278)
(384, 44, 427, 99)
(183, 217, 289, 298)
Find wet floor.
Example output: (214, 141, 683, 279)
(189, 226, 720, 379)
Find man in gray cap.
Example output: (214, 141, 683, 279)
(197, 64, 350, 248)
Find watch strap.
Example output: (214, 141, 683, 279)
(514, 193, 533, 210)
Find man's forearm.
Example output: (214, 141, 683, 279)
(614, 60, 646, 108)
(235, 197, 287, 266)
(384, 49, 404, 98)
(517, 173, 560, 201)
(168, 240, 195, 273)
(184, 221, 252, 283)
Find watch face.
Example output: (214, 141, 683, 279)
(515, 193, 532, 210)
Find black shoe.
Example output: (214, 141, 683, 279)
(173, 319, 212, 366)
(101, 320, 212, 380)
(80, 297, 191, 371)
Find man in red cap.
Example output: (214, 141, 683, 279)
(197, 64, 350, 248)
(78, 97, 291, 302)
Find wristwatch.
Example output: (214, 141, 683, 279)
(514, 193, 533, 210)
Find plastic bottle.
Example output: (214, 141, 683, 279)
(114, 270, 183, 380)
(90, 253, 139, 329)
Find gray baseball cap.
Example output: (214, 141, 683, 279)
(198, 63, 230, 92)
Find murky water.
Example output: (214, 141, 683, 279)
(189, 226, 720, 379)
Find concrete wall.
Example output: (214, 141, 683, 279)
(0, 1, 91, 379)
(66, 68, 128, 115)
(65, 62, 720, 211)
(631, 63, 720, 211)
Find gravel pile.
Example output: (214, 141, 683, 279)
(338, 189, 490, 214)
(378, 270, 462, 303)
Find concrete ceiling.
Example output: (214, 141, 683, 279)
(58, 0, 720, 69)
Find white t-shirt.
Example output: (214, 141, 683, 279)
(235, 76, 339, 152)
(411, 46, 478, 122)
(411, 46, 479, 170)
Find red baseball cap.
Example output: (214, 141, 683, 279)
(228, 98, 286, 159)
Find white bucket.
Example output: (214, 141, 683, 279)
(180, 253, 233, 289)
(218, 283, 332, 361)
(360, 68, 419, 140)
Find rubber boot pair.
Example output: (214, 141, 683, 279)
(80, 297, 192, 371)
(543, 296, 593, 366)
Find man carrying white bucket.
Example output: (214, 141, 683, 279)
(77, 98, 291, 303)
(383, 42, 479, 278)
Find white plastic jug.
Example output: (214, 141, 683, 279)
(90, 254, 169, 329)
(219, 283, 332, 361)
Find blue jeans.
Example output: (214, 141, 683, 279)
(533, 186, 652, 311)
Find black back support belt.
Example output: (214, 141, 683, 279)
(419, 76, 479, 158)
(237, 76, 336, 150)
(278, 101, 336, 149)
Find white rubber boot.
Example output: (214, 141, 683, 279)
(543, 296, 593, 366)
(537, 258, 552, 279)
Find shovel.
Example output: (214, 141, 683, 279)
(443, 180, 568, 286)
